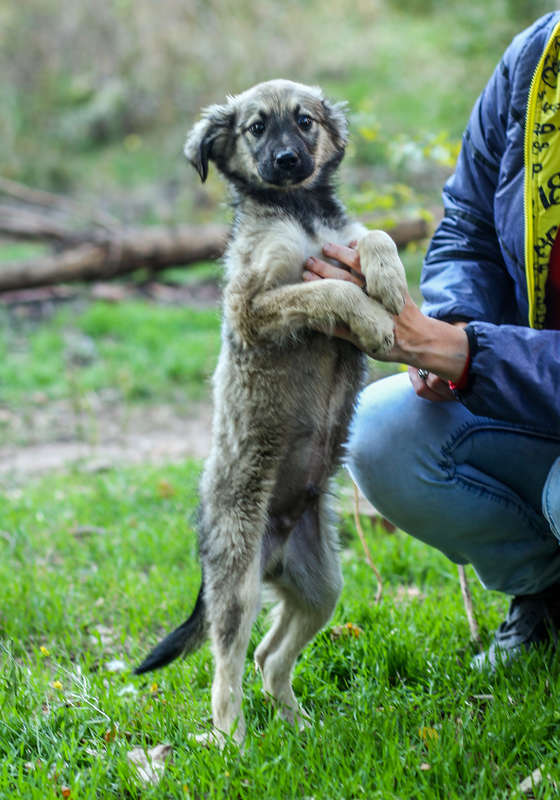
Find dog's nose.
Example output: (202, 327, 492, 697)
(275, 149, 299, 170)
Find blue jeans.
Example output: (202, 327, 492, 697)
(346, 373, 560, 596)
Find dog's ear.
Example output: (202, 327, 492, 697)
(184, 103, 235, 183)
(320, 98, 349, 151)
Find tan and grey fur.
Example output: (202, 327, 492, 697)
(136, 80, 406, 745)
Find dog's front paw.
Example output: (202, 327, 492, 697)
(358, 230, 407, 315)
(350, 300, 395, 355)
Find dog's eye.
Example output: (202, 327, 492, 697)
(297, 114, 313, 131)
(248, 120, 265, 137)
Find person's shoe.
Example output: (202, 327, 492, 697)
(471, 583, 560, 671)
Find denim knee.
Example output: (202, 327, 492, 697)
(347, 377, 410, 487)
(345, 373, 447, 520)
(543, 456, 560, 541)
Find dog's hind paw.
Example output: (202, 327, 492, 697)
(190, 728, 245, 750)
(191, 730, 223, 748)
(276, 702, 312, 732)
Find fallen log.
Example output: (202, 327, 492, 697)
(0, 176, 119, 228)
(0, 215, 430, 292)
(0, 224, 229, 292)
(387, 217, 432, 248)
(0, 168, 434, 291)
(0, 204, 102, 245)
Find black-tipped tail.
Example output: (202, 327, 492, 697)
(135, 584, 207, 674)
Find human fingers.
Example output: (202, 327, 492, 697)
(322, 241, 362, 272)
(302, 268, 322, 282)
(426, 375, 456, 401)
(408, 366, 453, 402)
(303, 256, 365, 288)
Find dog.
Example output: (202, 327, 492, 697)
(136, 79, 407, 745)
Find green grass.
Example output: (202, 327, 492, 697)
(1, 463, 560, 798)
(0, 300, 221, 408)
(3, 4, 560, 793)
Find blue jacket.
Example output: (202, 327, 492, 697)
(421, 12, 560, 435)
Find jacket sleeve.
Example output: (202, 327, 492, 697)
(460, 322, 560, 434)
(421, 14, 560, 432)
(420, 47, 515, 323)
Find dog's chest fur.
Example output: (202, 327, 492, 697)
(205, 212, 367, 517)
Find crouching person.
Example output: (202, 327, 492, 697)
(304, 12, 560, 668)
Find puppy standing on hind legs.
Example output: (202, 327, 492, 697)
(135, 79, 407, 746)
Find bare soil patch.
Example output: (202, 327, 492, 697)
(0, 398, 212, 484)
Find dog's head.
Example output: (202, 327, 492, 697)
(184, 79, 348, 190)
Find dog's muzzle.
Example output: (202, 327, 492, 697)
(275, 148, 299, 171)
(259, 148, 314, 186)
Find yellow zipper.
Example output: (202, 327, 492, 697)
(523, 20, 560, 329)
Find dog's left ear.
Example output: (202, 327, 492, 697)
(184, 103, 235, 182)
(320, 98, 349, 151)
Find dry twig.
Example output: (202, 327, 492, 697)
(458, 564, 481, 646)
(352, 481, 383, 604)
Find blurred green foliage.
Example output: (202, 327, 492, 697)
(1, 0, 557, 199)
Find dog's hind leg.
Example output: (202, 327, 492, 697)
(201, 521, 264, 747)
(256, 497, 342, 726)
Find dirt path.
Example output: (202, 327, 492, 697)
(0, 401, 213, 484)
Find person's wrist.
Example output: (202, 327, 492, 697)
(396, 315, 469, 383)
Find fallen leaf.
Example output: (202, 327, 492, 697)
(157, 479, 175, 499)
(61, 786, 71, 798)
(517, 766, 557, 795)
(380, 517, 397, 533)
(518, 767, 542, 795)
(330, 622, 364, 640)
(117, 684, 138, 697)
(395, 585, 424, 603)
(127, 744, 172, 786)
(419, 726, 439, 745)
(420, 762, 431, 771)
(104, 725, 118, 743)
(89, 624, 116, 648)
(104, 659, 126, 673)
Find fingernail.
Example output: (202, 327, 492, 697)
(306, 256, 315, 265)
(323, 243, 333, 253)
(302, 270, 313, 281)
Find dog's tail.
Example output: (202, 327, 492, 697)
(134, 583, 207, 674)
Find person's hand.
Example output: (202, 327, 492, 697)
(302, 241, 364, 289)
(303, 240, 470, 397)
(407, 365, 455, 402)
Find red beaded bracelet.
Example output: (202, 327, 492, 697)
(448, 355, 471, 392)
